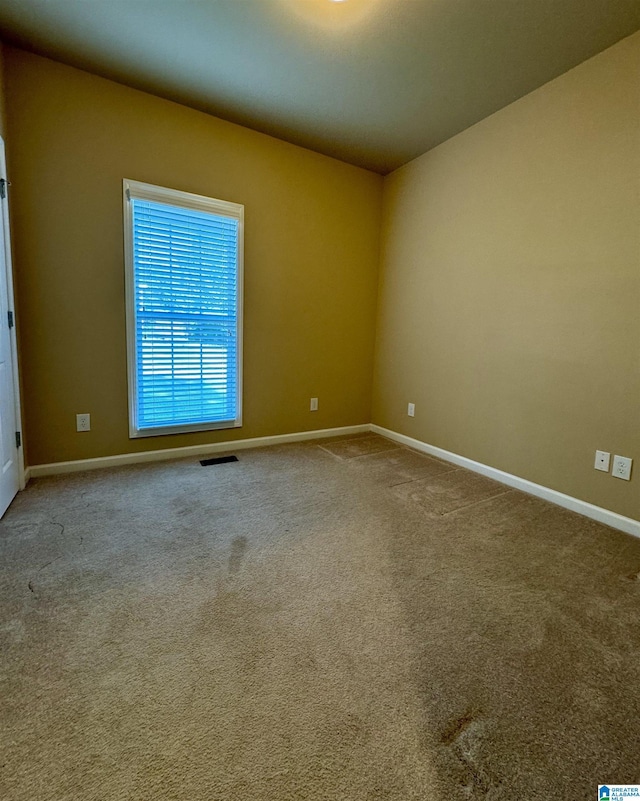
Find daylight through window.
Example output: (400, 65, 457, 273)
(123, 180, 243, 437)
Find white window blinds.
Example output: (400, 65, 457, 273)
(124, 181, 243, 437)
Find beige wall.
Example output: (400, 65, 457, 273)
(373, 32, 640, 520)
(4, 48, 382, 466)
(0, 43, 6, 140)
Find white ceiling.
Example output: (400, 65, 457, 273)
(0, 0, 637, 173)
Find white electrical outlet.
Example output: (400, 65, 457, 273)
(76, 413, 91, 432)
(594, 450, 610, 472)
(310, 397, 318, 412)
(407, 402, 415, 417)
(612, 455, 632, 481)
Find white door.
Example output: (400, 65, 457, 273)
(0, 142, 21, 517)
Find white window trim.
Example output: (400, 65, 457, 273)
(123, 179, 244, 438)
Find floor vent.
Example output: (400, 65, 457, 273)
(200, 455, 239, 466)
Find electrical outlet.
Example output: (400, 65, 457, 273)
(407, 402, 415, 417)
(594, 450, 610, 472)
(612, 455, 632, 481)
(310, 397, 318, 412)
(76, 413, 91, 432)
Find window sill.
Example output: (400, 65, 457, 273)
(129, 418, 242, 439)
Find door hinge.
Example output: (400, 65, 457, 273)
(0, 178, 9, 200)
(15, 431, 21, 448)
(7, 310, 13, 329)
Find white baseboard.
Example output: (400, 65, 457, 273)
(371, 424, 640, 539)
(24, 422, 640, 539)
(27, 424, 370, 478)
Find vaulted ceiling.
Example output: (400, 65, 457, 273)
(0, 0, 637, 173)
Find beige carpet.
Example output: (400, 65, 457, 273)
(1, 434, 639, 800)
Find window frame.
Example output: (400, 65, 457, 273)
(123, 178, 244, 439)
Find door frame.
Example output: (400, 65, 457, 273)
(0, 136, 25, 491)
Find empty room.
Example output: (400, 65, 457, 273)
(0, 1, 638, 799)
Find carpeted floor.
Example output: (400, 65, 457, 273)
(1, 433, 639, 800)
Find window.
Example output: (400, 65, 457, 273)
(123, 180, 243, 438)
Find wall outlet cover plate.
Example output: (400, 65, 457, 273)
(76, 413, 91, 432)
(594, 450, 610, 472)
(612, 455, 632, 481)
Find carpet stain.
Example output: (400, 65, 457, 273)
(441, 709, 481, 745)
(228, 536, 248, 574)
(444, 716, 493, 798)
